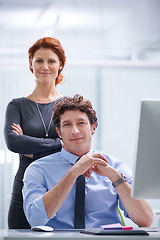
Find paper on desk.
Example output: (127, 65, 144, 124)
(100, 223, 133, 230)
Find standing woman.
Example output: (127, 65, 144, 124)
(4, 37, 66, 229)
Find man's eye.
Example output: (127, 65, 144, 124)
(79, 122, 85, 125)
(63, 123, 70, 127)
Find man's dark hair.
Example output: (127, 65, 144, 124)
(53, 94, 98, 130)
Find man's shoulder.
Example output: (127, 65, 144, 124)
(99, 152, 131, 170)
(95, 152, 118, 165)
(28, 152, 62, 170)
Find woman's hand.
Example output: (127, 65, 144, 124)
(12, 123, 33, 158)
(12, 123, 23, 135)
(24, 153, 33, 158)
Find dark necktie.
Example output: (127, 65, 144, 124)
(74, 159, 85, 229)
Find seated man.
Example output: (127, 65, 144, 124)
(23, 94, 153, 229)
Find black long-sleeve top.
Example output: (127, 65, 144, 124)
(4, 97, 62, 203)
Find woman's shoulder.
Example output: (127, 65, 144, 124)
(9, 97, 34, 105)
(9, 97, 26, 103)
(6, 97, 34, 111)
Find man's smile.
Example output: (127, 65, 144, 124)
(70, 137, 83, 141)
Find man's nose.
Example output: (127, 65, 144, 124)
(71, 125, 80, 134)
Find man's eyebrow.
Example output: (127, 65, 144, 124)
(77, 118, 87, 121)
(61, 120, 70, 124)
(61, 118, 86, 123)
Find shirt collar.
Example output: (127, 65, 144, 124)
(60, 147, 93, 165)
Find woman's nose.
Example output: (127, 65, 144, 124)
(42, 62, 49, 70)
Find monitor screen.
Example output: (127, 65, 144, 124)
(131, 100, 160, 199)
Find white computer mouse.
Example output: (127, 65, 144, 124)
(31, 225, 54, 232)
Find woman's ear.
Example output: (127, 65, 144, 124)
(29, 59, 33, 72)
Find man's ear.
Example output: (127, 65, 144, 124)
(56, 127, 62, 139)
(91, 123, 97, 135)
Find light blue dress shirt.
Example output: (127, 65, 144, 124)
(23, 148, 132, 229)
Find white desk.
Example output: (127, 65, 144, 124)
(0, 229, 160, 240)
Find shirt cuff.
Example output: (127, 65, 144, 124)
(29, 196, 51, 226)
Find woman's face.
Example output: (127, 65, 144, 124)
(30, 47, 60, 84)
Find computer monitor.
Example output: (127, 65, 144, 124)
(131, 100, 160, 199)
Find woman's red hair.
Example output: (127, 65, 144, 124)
(28, 37, 66, 85)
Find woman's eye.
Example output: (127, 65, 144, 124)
(36, 59, 43, 63)
(49, 60, 55, 63)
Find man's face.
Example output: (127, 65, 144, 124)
(56, 110, 96, 157)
